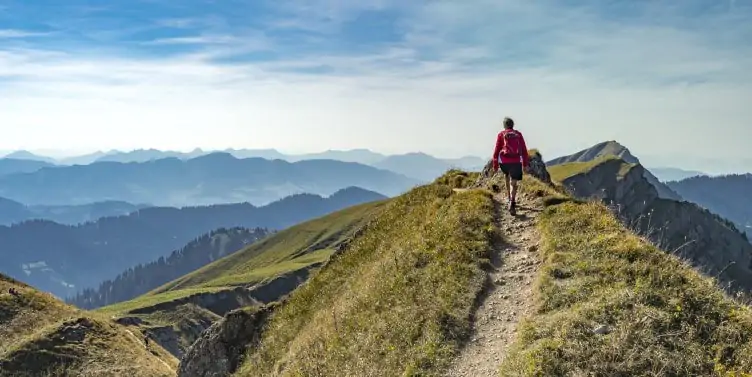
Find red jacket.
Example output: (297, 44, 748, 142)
(492, 129, 529, 170)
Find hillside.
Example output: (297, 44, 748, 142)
(667, 173, 752, 236)
(547, 140, 683, 201)
(548, 155, 752, 293)
(0, 198, 147, 226)
(7, 150, 752, 376)
(0, 273, 177, 376)
(0, 152, 415, 207)
(650, 166, 707, 182)
(167, 154, 752, 376)
(0, 158, 53, 177)
(95, 199, 387, 358)
(0, 187, 386, 299)
(374, 152, 485, 182)
(68, 227, 270, 310)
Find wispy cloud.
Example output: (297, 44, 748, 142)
(0, 0, 750, 173)
(0, 29, 50, 38)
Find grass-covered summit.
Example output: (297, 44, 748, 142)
(0, 273, 177, 377)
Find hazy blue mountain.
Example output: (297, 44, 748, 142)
(667, 174, 752, 237)
(2, 151, 57, 164)
(0, 187, 387, 298)
(0, 158, 54, 177)
(95, 148, 206, 163)
(58, 151, 113, 165)
(650, 167, 707, 182)
(0, 152, 416, 206)
(444, 156, 487, 171)
(68, 227, 270, 309)
(224, 148, 291, 161)
(0, 197, 148, 225)
(373, 152, 484, 182)
(290, 149, 388, 165)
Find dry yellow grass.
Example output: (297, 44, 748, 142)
(0, 274, 178, 377)
(498, 178, 752, 376)
(234, 176, 496, 376)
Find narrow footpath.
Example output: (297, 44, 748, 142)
(445, 191, 543, 377)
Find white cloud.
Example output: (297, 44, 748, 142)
(0, 0, 750, 173)
(0, 29, 50, 38)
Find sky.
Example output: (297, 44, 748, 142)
(0, 0, 751, 173)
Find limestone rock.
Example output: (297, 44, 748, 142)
(558, 158, 752, 294)
(177, 304, 277, 377)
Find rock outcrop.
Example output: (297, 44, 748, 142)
(177, 304, 277, 377)
(558, 158, 752, 293)
(547, 140, 683, 201)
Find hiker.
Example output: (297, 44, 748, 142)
(8, 287, 20, 297)
(492, 117, 529, 215)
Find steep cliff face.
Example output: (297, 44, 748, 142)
(177, 304, 277, 377)
(548, 140, 683, 201)
(558, 159, 752, 293)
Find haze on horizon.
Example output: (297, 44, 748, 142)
(1, 0, 751, 174)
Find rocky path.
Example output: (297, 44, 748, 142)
(445, 192, 542, 377)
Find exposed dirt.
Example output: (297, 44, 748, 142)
(445, 191, 543, 377)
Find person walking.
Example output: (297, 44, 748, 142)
(492, 117, 529, 215)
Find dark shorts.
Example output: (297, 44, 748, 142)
(500, 162, 523, 181)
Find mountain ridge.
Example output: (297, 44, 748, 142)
(0, 153, 412, 207)
(0, 187, 386, 299)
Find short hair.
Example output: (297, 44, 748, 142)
(503, 117, 514, 129)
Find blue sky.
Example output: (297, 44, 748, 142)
(0, 0, 751, 173)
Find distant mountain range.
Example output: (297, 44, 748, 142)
(0, 197, 148, 226)
(0, 158, 54, 177)
(0, 187, 387, 298)
(667, 174, 752, 237)
(0, 152, 415, 207)
(67, 226, 270, 310)
(649, 167, 707, 182)
(1, 149, 485, 183)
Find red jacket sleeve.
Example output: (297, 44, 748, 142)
(519, 131, 530, 167)
(492, 132, 503, 170)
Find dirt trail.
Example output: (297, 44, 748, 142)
(445, 191, 542, 377)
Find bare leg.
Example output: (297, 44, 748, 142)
(510, 179, 519, 203)
(504, 174, 511, 201)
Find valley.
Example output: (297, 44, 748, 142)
(2, 146, 752, 376)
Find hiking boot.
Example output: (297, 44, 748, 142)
(509, 200, 517, 215)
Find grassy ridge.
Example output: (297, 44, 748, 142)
(236, 179, 496, 376)
(98, 200, 386, 316)
(500, 179, 752, 376)
(547, 155, 635, 182)
(0, 274, 177, 377)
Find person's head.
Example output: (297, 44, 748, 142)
(503, 117, 514, 129)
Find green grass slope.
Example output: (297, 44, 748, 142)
(547, 155, 635, 183)
(0, 274, 178, 377)
(98, 200, 387, 316)
(499, 178, 752, 376)
(235, 174, 495, 376)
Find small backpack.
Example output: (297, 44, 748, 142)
(500, 130, 522, 158)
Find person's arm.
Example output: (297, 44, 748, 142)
(519, 131, 530, 168)
(492, 132, 502, 171)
